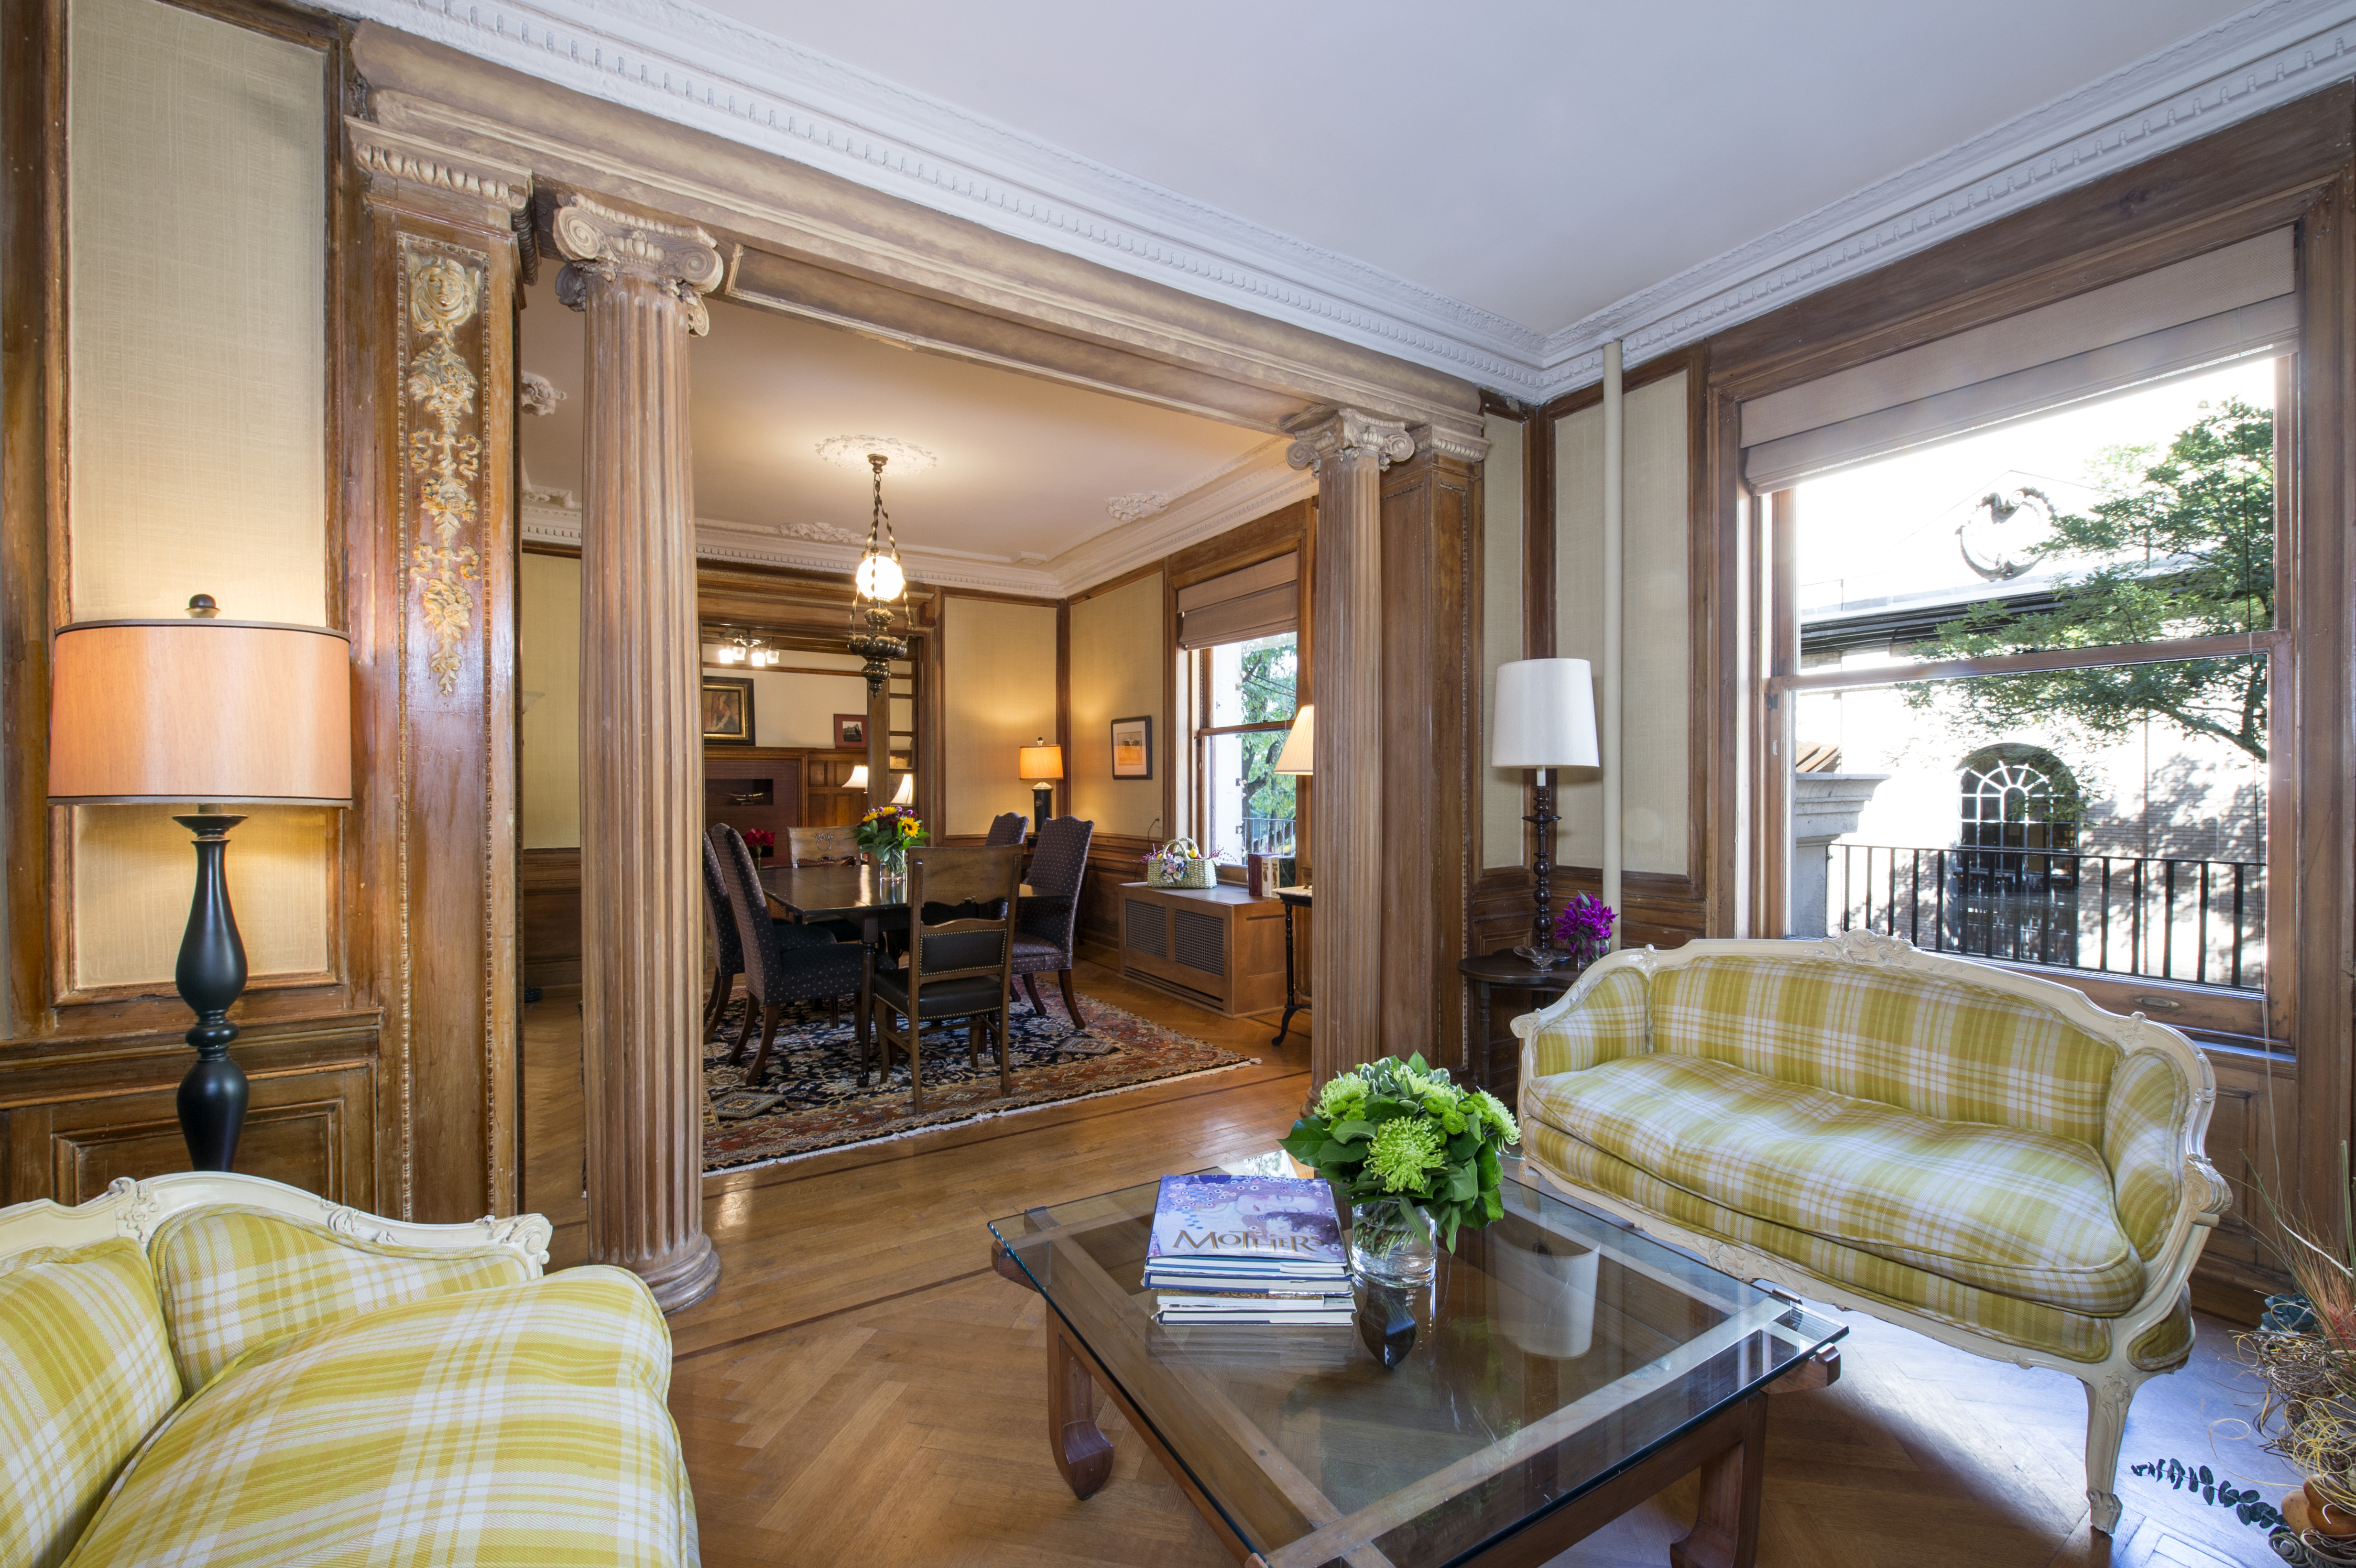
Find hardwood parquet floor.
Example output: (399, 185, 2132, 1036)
(521, 964, 2293, 1568)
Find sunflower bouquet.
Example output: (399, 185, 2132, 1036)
(855, 806, 926, 872)
(1280, 1054, 1519, 1250)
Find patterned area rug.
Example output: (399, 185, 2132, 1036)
(702, 991, 1252, 1173)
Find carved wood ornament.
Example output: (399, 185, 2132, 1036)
(399, 241, 486, 696)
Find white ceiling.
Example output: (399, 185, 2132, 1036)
(691, 0, 2242, 334)
(346, 0, 2356, 399)
(519, 287, 1278, 576)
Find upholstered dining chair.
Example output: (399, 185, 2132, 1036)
(710, 823, 867, 1084)
(983, 812, 1027, 846)
(1012, 816, 1093, 1027)
(865, 844, 1022, 1111)
(699, 833, 746, 1038)
(788, 824, 858, 865)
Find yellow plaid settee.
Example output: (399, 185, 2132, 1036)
(1512, 930, 2228, 1536)
(0, 1170, 698, 1568)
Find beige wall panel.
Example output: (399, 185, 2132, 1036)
(1480, 414, 1526, 871)
(72, 806, 331, 987)
(705, 667, 872, 750)
(941, 597, 1058, 835)
(1553, 373, 1690, 877)
(1554, 407, 1606, 868)
(520, 553, 582, 850)
(66, 0, 326, 626)
(1070, 574, 1165, 837)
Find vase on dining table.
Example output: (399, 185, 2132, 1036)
(873, 843, 906, 892)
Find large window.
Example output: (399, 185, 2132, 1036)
(1769, 350, 2283, 1029)
(1190, 632, 1298, 862)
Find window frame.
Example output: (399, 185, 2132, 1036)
(1186, 639, 1298, 867)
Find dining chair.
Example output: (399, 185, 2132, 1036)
(1011, 816, 1094, 1026)
(983, 812, 1027, 847)
(710, 823, 867, 1084)
(699, 833, 746, 1038)
(788, 824, 859, 865)
(865, 844, 1022, 1111)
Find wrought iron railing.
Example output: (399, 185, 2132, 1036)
(1829, 843, 2265, 992)
(1239, 815, 1296, 858)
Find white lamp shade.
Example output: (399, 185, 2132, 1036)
(845, 765, 870, 791)
(1272, 705, 1313, 775)
(892, 772, 914, 806)
(1491, 658, 1598, 770)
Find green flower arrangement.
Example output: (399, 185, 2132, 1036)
(1280, 1054, 1519, 1249)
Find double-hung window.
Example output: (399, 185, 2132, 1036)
(1177, 555, 1301, 865)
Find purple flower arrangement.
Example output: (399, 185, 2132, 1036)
(1553, 893, 1616, 968)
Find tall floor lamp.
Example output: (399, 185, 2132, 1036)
(1491, 658, 1598, 967)
(48, 599, 352, 1171)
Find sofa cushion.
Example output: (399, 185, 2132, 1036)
(68, 1266, 693, 1568)
(0, 1238, 180, 1568)
(1651, 955, 2118, 1146)
(1527, 1053, 2144, 1314)
(149, 1204, 534, 1393)
(1522, 1118, 2190, 1371)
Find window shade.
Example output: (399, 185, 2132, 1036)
(1742, 229, 2293, 491)
(1176, 553, 1298, 648)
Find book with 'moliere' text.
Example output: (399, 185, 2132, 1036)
(1143, 1174, 1348, 1296)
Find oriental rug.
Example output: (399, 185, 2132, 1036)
(701, 991, 1251, 1173)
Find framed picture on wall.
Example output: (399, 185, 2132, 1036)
(1110, 715, 1153, 779)
(834, 713, 867, 748)
(702, 676, 755, 746)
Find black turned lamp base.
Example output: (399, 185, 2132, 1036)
(1031, 782, 1053, 836)
(173, 814, 251, 1172)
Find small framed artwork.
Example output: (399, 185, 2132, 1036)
(1110, 715, 1153, 779)
(702, 676, 754, 746)
(834, 713, 867, 748)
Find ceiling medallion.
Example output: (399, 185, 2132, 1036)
(815, 434, 937, 476)
(846, 452, 911, 695)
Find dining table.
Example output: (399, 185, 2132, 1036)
(757, 861, 1036, 947)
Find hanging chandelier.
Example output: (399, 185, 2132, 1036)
(846, 451, 909, 694)
(711, 632, 778, 667)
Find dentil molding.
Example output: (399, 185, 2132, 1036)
(332, 0, 2356, 402)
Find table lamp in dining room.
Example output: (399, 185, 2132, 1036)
(1490, 658, 1597, 968)
(1018, 737, 1063, 834)
(47, 597, 352, 1171)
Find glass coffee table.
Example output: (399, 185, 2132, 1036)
(988, 1170, 1844, 1568)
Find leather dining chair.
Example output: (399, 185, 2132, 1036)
(865, 844, 1022, 1110)
(983, 812, 1027, 847)
(1011, 816, 1093, 1026)
(710, 823, 866, 1084)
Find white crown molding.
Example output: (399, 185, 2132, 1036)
(520, 438, 1311, 596)
(357, 0, 2356, 408)
(1533, 0, 2356, 393)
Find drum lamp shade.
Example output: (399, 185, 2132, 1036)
(1018, 742, 1064, 782)
(48, 620, 353, 805)
(1491, 659, 1599, 771)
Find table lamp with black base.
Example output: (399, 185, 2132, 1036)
(48, 596, 352, 1172)
(1018, 738, 1063, 836)
(1491, 658, 1599, 969)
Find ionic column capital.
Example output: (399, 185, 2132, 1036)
(1284, 408, 1416, 475)
(548, 194, 724, 334)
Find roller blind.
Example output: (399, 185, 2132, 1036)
(1743, 229, 2294, 491)
(1176, 553, 1298, 648)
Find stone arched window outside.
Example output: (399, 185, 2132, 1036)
(1952, 743, 2082, 965)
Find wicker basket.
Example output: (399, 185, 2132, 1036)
(1147, 837, 1218, 889)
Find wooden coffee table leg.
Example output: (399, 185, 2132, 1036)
(1048, 1317, 1116, 1501)
(1670, 1394, 1767, 1568)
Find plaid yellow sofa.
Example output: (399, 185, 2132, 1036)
(1512, 930, 2228, 1535)
(0, 1170, 698, 1568)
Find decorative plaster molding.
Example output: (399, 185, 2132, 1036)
(347, 117, 531, 214)
(813, 434, 937, 474)
(1285, 409, 1415, 475)
(1104, 491, 1169, 524)
(339, 0, 2356, 404)
(519, 370, 567, 415)
(775, 519, 861, 544)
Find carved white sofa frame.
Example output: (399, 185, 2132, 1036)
(0, 1169, 553, 1270)
(1511, 931, 2229, 1535)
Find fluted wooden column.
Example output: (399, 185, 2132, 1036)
(1287, 411, 1413, 1089)
(552, 195, 724, 1312)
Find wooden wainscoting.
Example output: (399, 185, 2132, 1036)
(1076, 833, 1153, 966)
(0, 1014, 379, 1207)
(521, 848, 584, 990)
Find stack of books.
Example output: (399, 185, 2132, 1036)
(1144, 1174, 1353, 1326)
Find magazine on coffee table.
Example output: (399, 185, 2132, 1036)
(1142, 1175, 1349, 1318)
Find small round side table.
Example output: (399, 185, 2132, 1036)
(1459, 950, 1583, 1092)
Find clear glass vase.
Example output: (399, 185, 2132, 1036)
(872, 844, 906, 885)
(1350, 1197, 1437, 1288)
